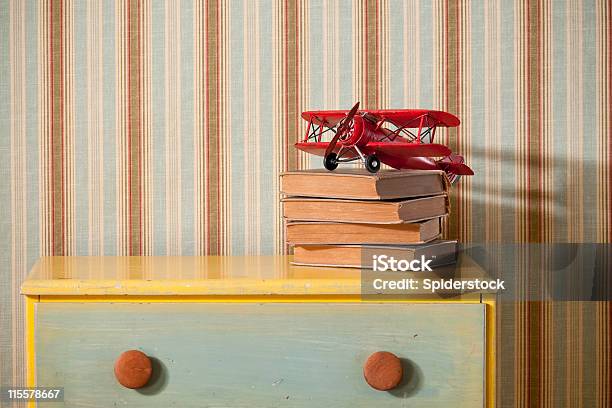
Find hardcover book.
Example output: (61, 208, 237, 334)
(280, 169, 448, 200)
(282, 195, 448, 224)
(285, 217, 442, 245)
(292, 240, 457, 268)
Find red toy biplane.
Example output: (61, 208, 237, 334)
(295, 102, 474, 184)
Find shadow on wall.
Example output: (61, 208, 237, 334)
(463, 144, 599, 241)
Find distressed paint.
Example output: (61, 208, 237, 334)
(36, 302, 485, 408)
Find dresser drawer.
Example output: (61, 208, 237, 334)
(35, 302, 485, 407)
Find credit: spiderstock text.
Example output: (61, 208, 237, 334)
(371, 277, 505, 293)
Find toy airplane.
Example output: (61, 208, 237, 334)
(295, 102, 474, 184)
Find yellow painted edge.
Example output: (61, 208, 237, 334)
(25, 295, 38, 408)
(482, 294, 496, 408)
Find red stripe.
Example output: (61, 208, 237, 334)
(126, 0, 131, 254)
(605, 3, 612, 400)
(296, 3, 300, 170)
(525, 0, 530, 244)
(48, 0, 54, 255)
(608, 2, 612, 243)
(537, 1, 543, 239)
(216, 0, 221, 253)
(364, 1, 367, 107)
(138, 0, 143, 255)
(204, 1, 209, 253)
(455, 2, 461, 240)
(284, 0, 288, 171)
(60, 0, 65, 254)
(375, 0, 379, 107)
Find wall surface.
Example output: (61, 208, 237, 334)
(1, 0, 611, 406)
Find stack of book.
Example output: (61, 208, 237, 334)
(280, 169, 457, 268)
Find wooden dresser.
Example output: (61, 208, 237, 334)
(21, 256, 495, 407)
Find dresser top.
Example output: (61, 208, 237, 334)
(21, 255, 488, 297)
(21, 256, 361, 296)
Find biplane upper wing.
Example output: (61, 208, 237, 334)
(302, 109, 460, 129)
(301, 110, 350, 128)
(364, 109, 460, 128)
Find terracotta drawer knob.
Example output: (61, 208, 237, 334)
(363, 351, 403, 391)
(114, 350, 152, 389)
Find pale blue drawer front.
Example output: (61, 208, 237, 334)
(35, 303, 485, 408)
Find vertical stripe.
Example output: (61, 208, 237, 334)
(180, 0, 195, 255)
(553, 0, 568, 242)
(515, 0, 528, 243)
(7, 0, 22, 389)
(23, 0, 39, 387)
(151, 0, 165, 253)
(445, 0, 459, 239)
(229, 0, 244, 255)
(45, 0, 67, 256)
(377, 0, 388, 108)
(275, 0, 301, 253)
(566, 0, 584, 242)
(118, 0, 151, 256)
(258, 0, 275, 254)
(499, 0, 516, 243)
(608, 0, 611, 244)
(527, 0, 543, 244)
(581, 0, 597, 242)
(596, 1, 610, 243)
(338, 0, 353, 105)
(86, 0, 105, 255)
(364, 0, 378, 108)
(284, 0, 300, 171)
(205, 0, 220, 254)
(165, 0, 181, 255)
(390, 0, 413, 107)
(483, 0, 502, 242)
(193, 0, 203, 252)
(102, 0, 117, 255)
(459, 0, 471, 242)
(129, 0, 142, 255)
(73, 0, 87, 256)
(419, 1, 433, 107)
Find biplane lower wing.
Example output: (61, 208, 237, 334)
(294, 142, 360, 158)
(294, 142, 451, 159)
(364, 143, 452, 158)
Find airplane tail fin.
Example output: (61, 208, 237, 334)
(438, 153, 474, 185)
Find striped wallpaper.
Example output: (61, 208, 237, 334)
(1, 0, 610, 406)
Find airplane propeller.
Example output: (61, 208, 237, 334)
(324, 101, 360, 158)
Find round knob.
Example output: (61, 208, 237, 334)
(114, 350, 152, 389)
(363, 351, 403, 391)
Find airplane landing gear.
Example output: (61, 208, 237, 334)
(365, 154, 380, 173)
(324, 153, 338, 171)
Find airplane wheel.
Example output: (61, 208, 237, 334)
(365, 155, 380, 173)
(324, 153, 338, 171)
